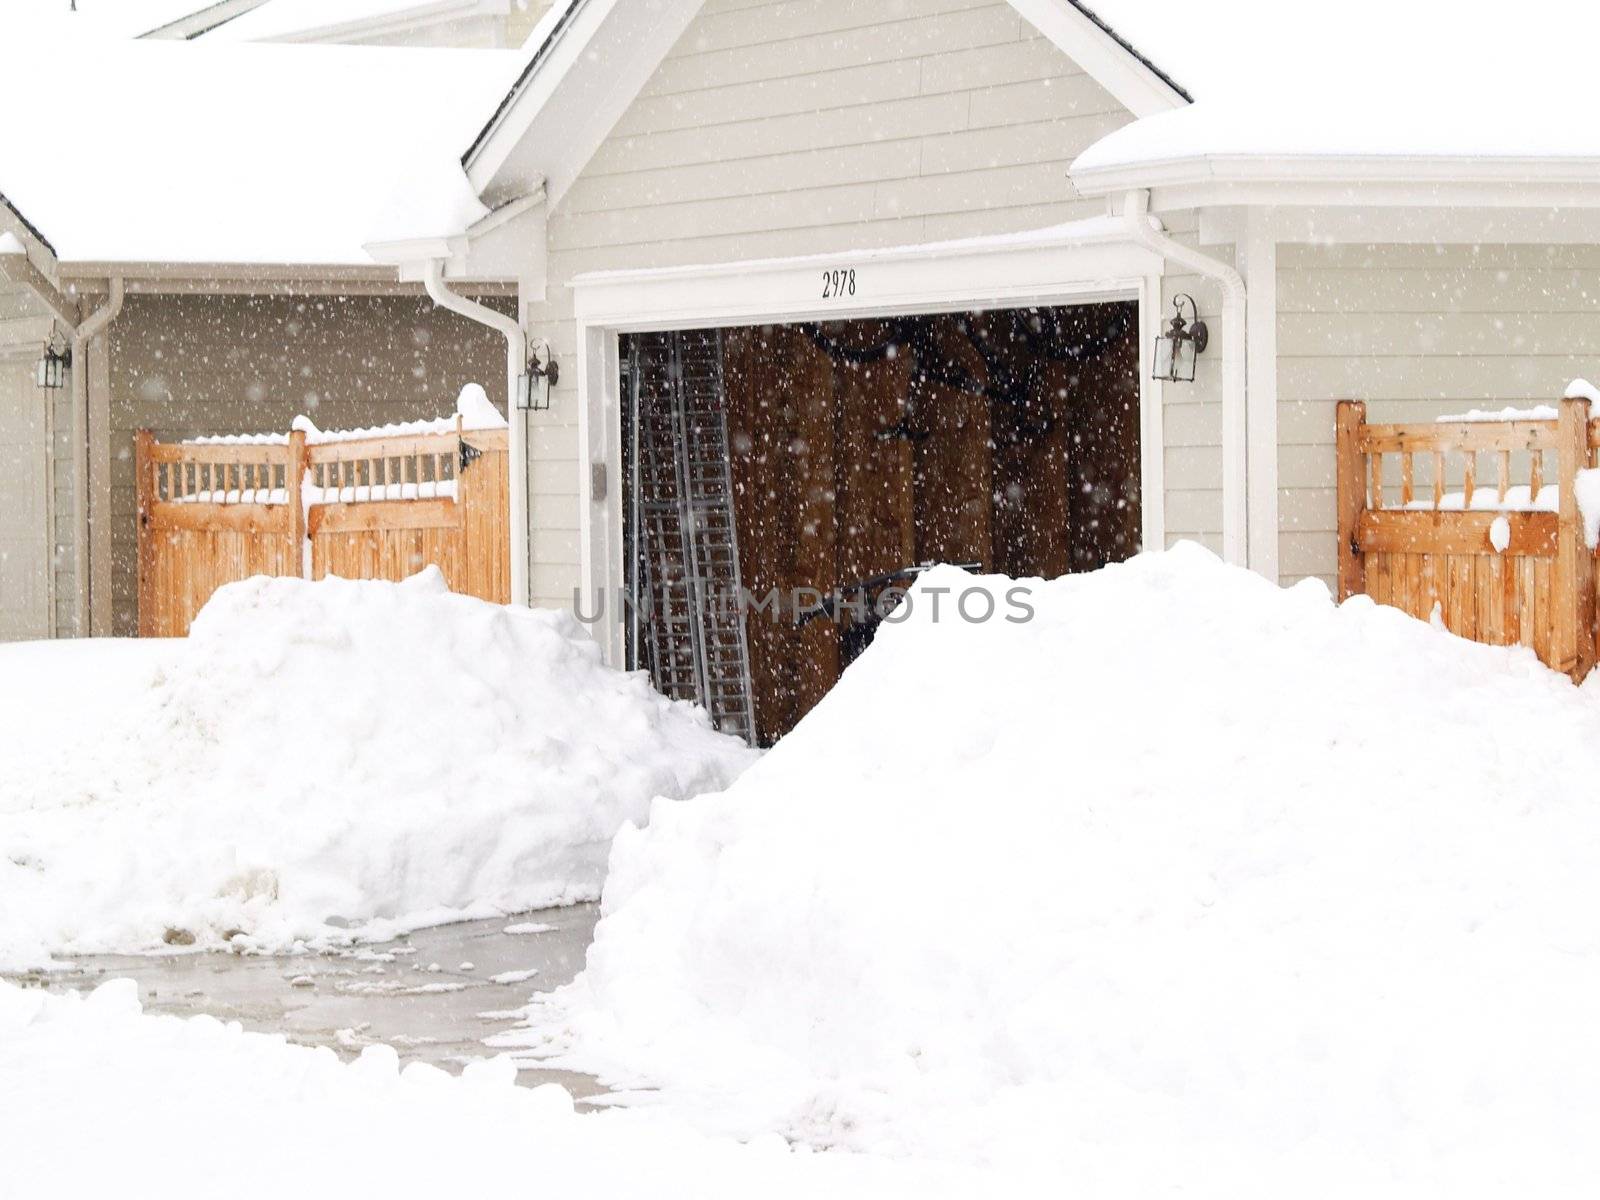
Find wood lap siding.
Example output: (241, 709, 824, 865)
(1278, 243, 1600, 590)
(523, 0, 1155, 609)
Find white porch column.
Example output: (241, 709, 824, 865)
(1242, 211, 1280, 582)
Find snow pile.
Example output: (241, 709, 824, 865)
(189, 382, 506, 446)
(0, 979, 995, 1200)
(515, 546, 1600, 1193)
(0, 571, 754, 969)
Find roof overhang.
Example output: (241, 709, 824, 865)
(1072, 153, 1600, 214)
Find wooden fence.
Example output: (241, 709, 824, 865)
(1336, 397, 1597, 679)
(136, 420, 509, 637)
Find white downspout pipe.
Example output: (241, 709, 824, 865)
(422, 258, 529, 607)
(1118, 190, 1248, 568)
(71, 277, 124, 636)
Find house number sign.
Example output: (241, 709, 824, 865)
(821, 268, 857, 299)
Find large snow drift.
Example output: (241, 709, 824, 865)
(0, 571, 753, 969)
(516, 545, 1600, 1193)
(0, 979, 998, 1200)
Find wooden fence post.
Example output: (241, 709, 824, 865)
(287, 427, 308, 580)
(1555, 396, 1594, 679)
(135, 430, 155, 637)
(1336, 400, 1367, 601)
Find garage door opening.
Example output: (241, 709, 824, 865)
(622, 300, 1141, 745)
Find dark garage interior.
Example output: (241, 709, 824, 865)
(623, 300, 1141, 745)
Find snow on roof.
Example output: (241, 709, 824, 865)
(1071, 0, 1600, 175)
(8, 0, 224, 38)
(205, 0, 498, 43)
(0, 38, 523, 265)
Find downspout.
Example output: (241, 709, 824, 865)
(1117, 190, 1248, 568)
(422, 258, 529, 607)
(71, 277, 124, 636)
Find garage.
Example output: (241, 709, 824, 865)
(622, 300, 1141, 745)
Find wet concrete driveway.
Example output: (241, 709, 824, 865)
(5, 903, 602, 1098)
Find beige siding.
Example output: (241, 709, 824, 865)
(0, 355, 50, 640)
(522, 0, 1194, 608)
(1154, 210, 1228, 556)
(1276, 242, 1600, 588)
(104, 293, 512, 636)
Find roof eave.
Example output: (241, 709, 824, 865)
(1071, 152, 1600, 206)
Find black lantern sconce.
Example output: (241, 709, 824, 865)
(1152, 293, 1208, 384)
(36, 335, 70, 390)
(516, 341, 559, 411)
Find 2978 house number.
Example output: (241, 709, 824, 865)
(821, 268, 857, 299)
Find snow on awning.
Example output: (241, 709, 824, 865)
(0, 38, 524, 267)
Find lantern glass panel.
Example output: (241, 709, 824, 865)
(1172, 335, 1198, 382)
(1152, 334, 1176, 382)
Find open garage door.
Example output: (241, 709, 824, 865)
(0, 356, 51, 640)
(624, 300, 1140, 744)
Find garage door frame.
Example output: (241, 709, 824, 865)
(570, 225, 1168, 669)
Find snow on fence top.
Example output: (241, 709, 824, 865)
(1436, 405, 1561, 424)
(186, 383, 507, 446)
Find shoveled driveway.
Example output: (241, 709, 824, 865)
(5, 903, 602, 1097)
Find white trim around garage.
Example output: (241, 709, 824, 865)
(569, 224, 1169, 667)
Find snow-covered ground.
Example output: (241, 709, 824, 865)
(0, 570, 753, 970)
(503, 545, 1600, 1194)
(0, 979, 1002, 1200)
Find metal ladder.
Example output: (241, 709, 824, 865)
(629, 331, 757, 744)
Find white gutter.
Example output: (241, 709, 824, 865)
(421, 258, 530, 607)
(72, 278, 124, 636)
(1117, 190, 1247, 567)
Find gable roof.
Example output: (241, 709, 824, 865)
(461, 0, 1192, 207)
(0, 38, 524, 267)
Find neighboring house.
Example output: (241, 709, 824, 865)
(9, 0, 1600, 737)
(0, 33, 532, 638)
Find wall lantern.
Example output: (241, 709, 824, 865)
(516, 341, 559, 411)
(1152, 293, 1209, 384)
(36, 336, 70, 390)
